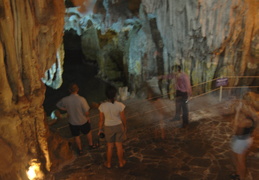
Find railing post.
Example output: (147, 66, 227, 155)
(219, 76, 223, 102)
(219, 85, 222, 102)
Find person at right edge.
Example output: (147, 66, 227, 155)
(98, 85, 127, 169)
(171, 65, 192, 128)
(230, 100, 258, 180)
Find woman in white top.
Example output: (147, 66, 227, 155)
(98, 85, 127, 168)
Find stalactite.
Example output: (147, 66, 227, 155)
(0, 0, 67, 179)
(0, 41, 12, 112)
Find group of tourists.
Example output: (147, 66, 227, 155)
(56, 83, 127, 168)
(55, 64, 258, 179)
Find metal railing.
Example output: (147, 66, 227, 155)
(52, 76, 259, 134)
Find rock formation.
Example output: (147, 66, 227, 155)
(64, 0, 259, 95)
(0, 0, 73, 179)
(0, 0, 258, 179)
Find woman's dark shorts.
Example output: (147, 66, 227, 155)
(69, 122, 91, 136)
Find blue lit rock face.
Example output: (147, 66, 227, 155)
(64, 0, 259, 96)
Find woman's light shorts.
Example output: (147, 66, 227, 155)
(231, 135, 253, 154)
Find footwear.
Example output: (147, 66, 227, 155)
(171, 117, 180, 121)
(77, 149, 83, 156)
(230, 173, 240, 180)
(89, 144, 98, 150)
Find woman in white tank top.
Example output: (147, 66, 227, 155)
(98, 85, 127, 168)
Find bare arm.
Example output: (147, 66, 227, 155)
(120, 110, 127, 132)
(243, 103, 259, 123)
(233, 101, 258, 134)
(233, 101, 242, 132)
(85, 111, 90, 123)
(158, 73, 175, 80)
(184, 75, 192, 97)
(98, 112, 105, 135)
(235, 118, 253, 135)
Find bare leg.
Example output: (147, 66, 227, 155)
(236, 152, 247, 180)
(231, 151, 237, 171)
(105, 142, 114, 168)
(86, 131, 93, 146)
(115, 142, 126, 167)
(75, 136, 82, 150)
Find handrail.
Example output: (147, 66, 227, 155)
(53, 76, 259, 132)
(191, 77, 218, 87)
(224, 86, 259, 89)
(225, 76, 259, 78)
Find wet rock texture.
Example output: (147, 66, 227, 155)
(0, 0, 67, 179)
(50, 95, 259, 180)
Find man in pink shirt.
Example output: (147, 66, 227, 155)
(171, 65, 192, 127)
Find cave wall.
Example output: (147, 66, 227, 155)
(0, 0, 73, 179)
(142, 0, 259, 94)
(0, 0, 258, 178)
(65, 0, 259, 96)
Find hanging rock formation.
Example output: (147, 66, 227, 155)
(0, 0, 74, 179)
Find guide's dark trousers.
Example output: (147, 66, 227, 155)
(174, 90, 189, 127)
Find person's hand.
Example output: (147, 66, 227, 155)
(87, 116, 91, 123)
(98, 129, 103, 136)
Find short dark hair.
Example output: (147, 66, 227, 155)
(172, 65, 181, 71)
(69, 83, 79, 93)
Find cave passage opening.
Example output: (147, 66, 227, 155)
(43, 31, 109, 116)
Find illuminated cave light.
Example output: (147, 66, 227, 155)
(50, 110, 58, 120)
(27, 166, 36, 180)
(26, 159, 44, 180)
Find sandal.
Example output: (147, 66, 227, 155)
(77, 149, 83, 156)
(89, 145, 98, 150)
(230, 173, 240, 180)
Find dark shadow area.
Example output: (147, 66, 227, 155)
(43, 48, 109, 116)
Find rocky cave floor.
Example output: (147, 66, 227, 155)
(47, 93, 259, 180)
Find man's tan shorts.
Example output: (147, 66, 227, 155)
(104, 124, 125, 143)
